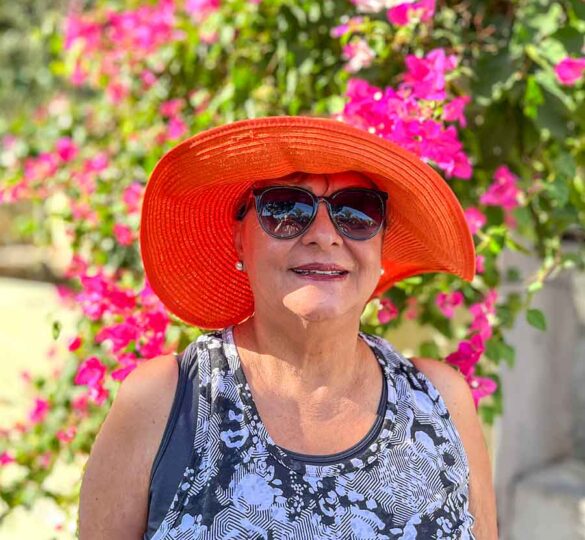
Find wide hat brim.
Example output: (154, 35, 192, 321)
(139, 115, 475, 330)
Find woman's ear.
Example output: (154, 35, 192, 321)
(233, 219, 244, 261)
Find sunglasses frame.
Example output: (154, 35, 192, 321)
(235, 185, 389, 241)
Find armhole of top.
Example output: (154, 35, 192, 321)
(148, 352, 186, 487)
(405, 355, 472, 479)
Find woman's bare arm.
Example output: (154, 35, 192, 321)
(411, 357, 499, 540)
(78, 354, 178, 539)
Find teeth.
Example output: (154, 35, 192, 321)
(292, 269, 345, 275)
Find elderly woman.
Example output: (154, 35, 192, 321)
(79, 116, 497, 539)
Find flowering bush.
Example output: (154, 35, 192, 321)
(0, 0, 583, 529)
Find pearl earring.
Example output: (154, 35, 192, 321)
(235, 261, 244, 271)
(380, 268, 385, 275)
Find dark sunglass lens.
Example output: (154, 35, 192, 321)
(331, 190, 385, 240)
(258, 188, 314, 238)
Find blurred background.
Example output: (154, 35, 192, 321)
(0, 0, 584, 538)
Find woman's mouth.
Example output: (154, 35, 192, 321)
(289, 269, 349, 280)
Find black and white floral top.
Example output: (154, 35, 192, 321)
(144, 325, 476, 539)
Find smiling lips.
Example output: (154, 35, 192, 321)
(290, 263, 349, 278)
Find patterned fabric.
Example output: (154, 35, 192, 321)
(148, 326, 476, 539)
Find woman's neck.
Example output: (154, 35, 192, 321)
(232, 314, 372, 397)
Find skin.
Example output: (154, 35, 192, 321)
(78, 171, 498, 539)
(231, 171, 387, 455)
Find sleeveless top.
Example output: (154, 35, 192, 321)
(144, 325, 476, 539)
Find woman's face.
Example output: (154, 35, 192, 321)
(233, 171, 385, 324)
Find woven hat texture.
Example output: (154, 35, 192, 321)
(139, 115, 475, 330)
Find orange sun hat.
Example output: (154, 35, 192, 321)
(139, 115, 475, 330)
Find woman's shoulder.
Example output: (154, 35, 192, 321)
(408, 356, 471, 410)
(79, 352, 181, 537)
(119, 353, 180, 411)
(101, 352, 182, 465)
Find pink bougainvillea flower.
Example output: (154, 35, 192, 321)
(167, 115, 188, 140)
(109, 1, 179, 51)
(160, 98, 185, 117)
(56, 137, 79, 162)
(68, 336, 82, 352)
(469, 289, 497, 341)
(70, 200, 99, 225)
(341, 49, 471, 180)
(185, 0, 220, 23)
(141, 70, 157, 89)
(444, 95, 471, 127)
(37, 451, 53, 470)
(387, 0, 435, 26)
(56, 426, 77, 443)
(342, 38, 376, 73)
(554, 57, 585, 86)
(386, 3, 411, 25)
(106, 81, 130, 104)
(72, 393, 89, 414)
(378, 298, 398, 324)
(464, 207, 487, 235)
(140, 309, 170, 334)
(200, 30, 219, 44)
(0, 451, 15, 466)
(476, 254, 485, 274)
(76, 270, 136, 321)
(29, 398, 50, 425)
(63, 13, 101, 52)
(111, 364, 138, 382)
(84, 152, 109, 173)
(405, 296, 419, 320)
(113, 223, 135, 246)
(351, 0, 393, 13)
(480, 165, 521, 210)
(403, 48, 458, 101)
(62, 254, 89, 281)
(436, 291, 464, 318)
(138, 333, 167, 359)
(445, 333, 484, 376)
(122, 182, 144, 214)
(330, 16, 364, 38)
(466, 373, 498, 409)
(96, 318, 139, 353)
(24, 152, 60, 183)
(74, 356, 107, 388)
(416, 123, 472, 179)
(88, 384, 109, 406)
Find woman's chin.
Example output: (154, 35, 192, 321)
(282, 298, 347, 322)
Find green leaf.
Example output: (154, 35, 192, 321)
(528, 281, 543, 293)
(479, 405, 496, 425)
(471, 51, 517, 102)
(550, 26, 584, 57)
(546, 177, 570, 207)
(485, 338, 516, 367)
(500, 342, 516, 368)
(419, 341, 440, 359)
(526, 308, 547, 331)
(52, 320, 61, 340)
(506, 266, 522, 282)
(523, 76, 544, 119)
(505, 235, 531, 255)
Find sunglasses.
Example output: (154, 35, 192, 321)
(235, 185, 389, 241)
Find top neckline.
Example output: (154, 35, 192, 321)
(220, 324, 399, 477)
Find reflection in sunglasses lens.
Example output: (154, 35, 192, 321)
(258, 187, 384, 240)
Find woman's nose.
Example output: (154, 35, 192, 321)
(301, 200, 343, 245)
